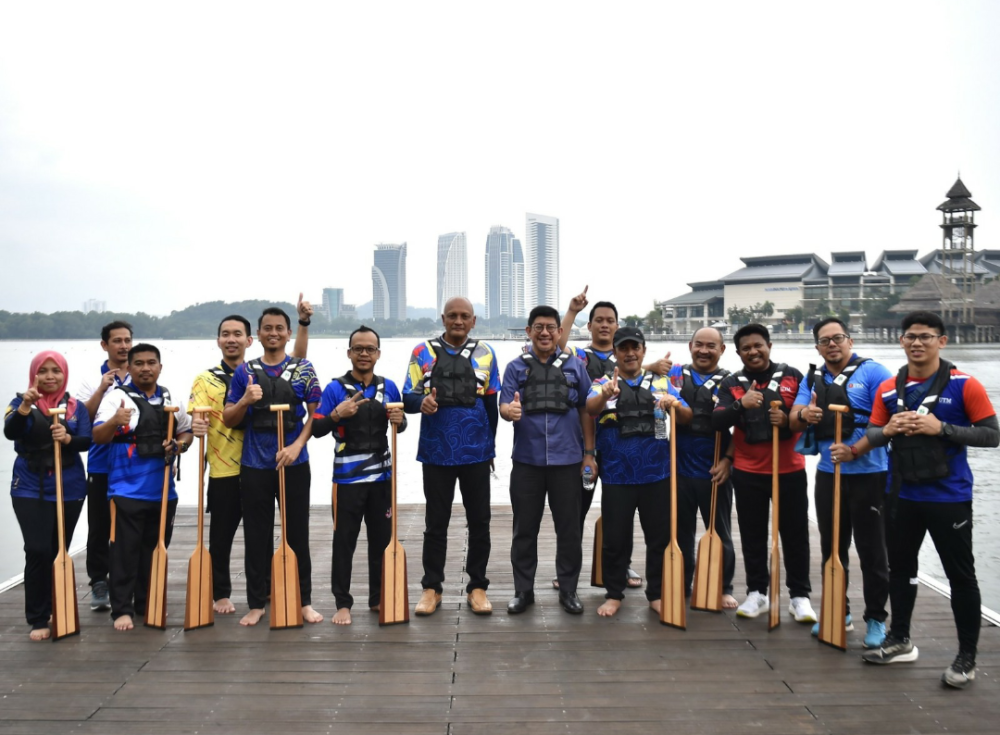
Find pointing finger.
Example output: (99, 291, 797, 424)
(582, 285, 588, 296)
(298, 292, 303, 307)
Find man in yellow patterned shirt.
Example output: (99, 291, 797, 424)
(188, 297, 312, 613)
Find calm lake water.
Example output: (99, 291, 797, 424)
(2, 336, 999, 612)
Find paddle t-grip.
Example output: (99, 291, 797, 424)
(827, 404, 850, 414)
(269, 404, 291, 412)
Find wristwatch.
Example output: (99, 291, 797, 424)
(584, 449, 597, 457)
(940, 422, 955, 439)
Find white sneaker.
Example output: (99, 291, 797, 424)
(789, 597, 817, 623)
(736, 591, 769, 618)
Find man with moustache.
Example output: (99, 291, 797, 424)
(223, 307, 323, 627)
(711, 323, 816, 623)
(402, 296, 500, 616)
(668, 327, 738, 609)
(187, 297, 312, 614)
(500, 306, 596, 615)
(789, 317, 891, 647)
(76, 320, 134, 612)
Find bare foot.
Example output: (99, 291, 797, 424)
(649, 599, 662, 615)
(29, 627, 51, 641)
(114, 615, 134, 631)
(722, 594, 738, 610)
(331, 608, 352, 625)
(597, 600, 621, 617)
(240, 608, 266, 626)
(370, 605, 380, 613)
(214, 597, 236, 614)
(302, 605, 324, 624)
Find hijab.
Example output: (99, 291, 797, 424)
(27, 351, 77, 417)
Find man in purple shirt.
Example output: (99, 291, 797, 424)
(499, 306, 597, 615)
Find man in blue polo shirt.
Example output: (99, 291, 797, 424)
(500, 305, 596, 615)
(790, 317, 892, 649)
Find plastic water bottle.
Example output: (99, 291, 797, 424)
(582, 466, 596, 492)
(654, 406, 668, 440)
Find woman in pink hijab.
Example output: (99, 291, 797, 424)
(3, 351, 91, 640)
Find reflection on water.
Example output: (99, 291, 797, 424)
(2, 337, 998, 612)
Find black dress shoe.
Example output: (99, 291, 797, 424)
(559, 591, 584, 614)
(507, 591, 535, 614)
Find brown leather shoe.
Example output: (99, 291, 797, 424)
(467, 589, 493, 615)
(414, 589, 442, 616)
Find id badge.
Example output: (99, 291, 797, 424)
(917, 405, 930, 416)
(767, 380, 779, 392)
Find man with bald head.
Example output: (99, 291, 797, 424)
(668, 327, 738, 608)
(403, 297, 501, 616)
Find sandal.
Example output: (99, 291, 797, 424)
(552, 576, 560, 590)
(626, 568, 643, 588)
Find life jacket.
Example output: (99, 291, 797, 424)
(113, 386, 174, 458)
(890, 360, 954, 484)
(734, 363, 792, 445)
(521, 352, 573, 414)
(208, 365, 233, 395)
(807, 356, 872, 440)
(427, 339, 479, 407)
(582, 347, 617, 382)
(678, 366, 730, 437)
(248, 359, 301, 434)
(334, 373, 389, 454)
(15, 393, 75, 475)
(610, 373, 656, 438)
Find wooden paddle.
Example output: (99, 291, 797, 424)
(768, 399, 782, 632)
(691, 432, 724, 613)
(270, 404, 303, 629)
(819, 404, 850, 650)
(48, 408, 79, 641)
(380, 402, 409, 625)
(183, 406, 214, 631)
(145, 406, 179, 630)
(660, 403, 686, 629)
(590, 516, 604, 587)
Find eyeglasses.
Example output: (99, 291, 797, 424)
(531, 324, 559, 333)
(350, 346, 379, 355)
(901, 333, 941, 345)
(817, 333, 849, 347)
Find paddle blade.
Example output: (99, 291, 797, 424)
(51, 550, 79, 641)
(690, 532, 724, 613)
(818, 557, 848, 651)
(590, 516, 604, 588)
(144, 543, 168, 630)
(270, 542, 303, 629)
(379, 539, 410, 626)
(659, 541, 686, 629)
(184, 546, 215, 631)
(768, 546, 781, 631)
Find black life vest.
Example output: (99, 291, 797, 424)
(15, 393, 75, 474)
(209, 365, 233, 395)
(808, 356, 872, 441)
(612, 373, 656, 438)
(890, 360, 954, 484)
(735, 363, 792, 445)
(248, 358, 302, 434)
(582, 347, 617, 382)
(678, 366, 730, 437)
(335, 373, 389, 454)
(113, 386, 174, 458)
(428, 339, 479, 407)
(521, 352, 573, 414)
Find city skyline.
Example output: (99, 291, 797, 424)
(372, 243, 407, 321)
(484, 225, 525, 320)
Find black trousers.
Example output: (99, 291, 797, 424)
(731, 468, 811, 598)
(332, 480, 392, 609)
(580, 470, 635, 572)
(601, 480, 669, 602)
(421, 461, 491, 594)
(12, 496, 84, 628)
(206, 475, 242, 601)
(677, 475, 737, 596)
(510, 461, 582, 594)
(241, 463, 312, 610)
(814, 471, 889, 622)
(109, 496, 177, 619)
(85, 472, 111, 586)
(886, 498, 981, 655)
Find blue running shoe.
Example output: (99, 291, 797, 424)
(811, 613, 852, 636)
(863, 619, 887, 649)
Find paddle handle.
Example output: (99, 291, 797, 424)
(158, 407, 179, 544)
(387, 402, 403, 541)
(708, 432, 721, 534)
(828, 404, 850, 564)
(193, 406, 211, 550)
(271, 405, 287, 545)
(49, 408, 67, 552)
(669, 404, 678, 542)
(770, 400, 782, 522)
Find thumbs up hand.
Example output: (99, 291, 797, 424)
(648, 351, 673, 376)
(421, 387, 439, 415)
(243, 373, 263, 405)
(112, 399, 134, 427)
(601, 368, 621, 398)
(507, 391, 523, 422)
(803, 391, 823, 425)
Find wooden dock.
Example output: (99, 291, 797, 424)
(0, 503, 996, 735)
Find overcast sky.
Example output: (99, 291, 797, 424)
(2, 1, 998, 319)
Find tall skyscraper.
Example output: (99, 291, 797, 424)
(436, 232, 468, 314)
(372, 243, 407, 321)
(484, 226, 525, 319)
(321, 288, 345, 320)
(82, 299, 106, 314)
(525, 212, 560, 310)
